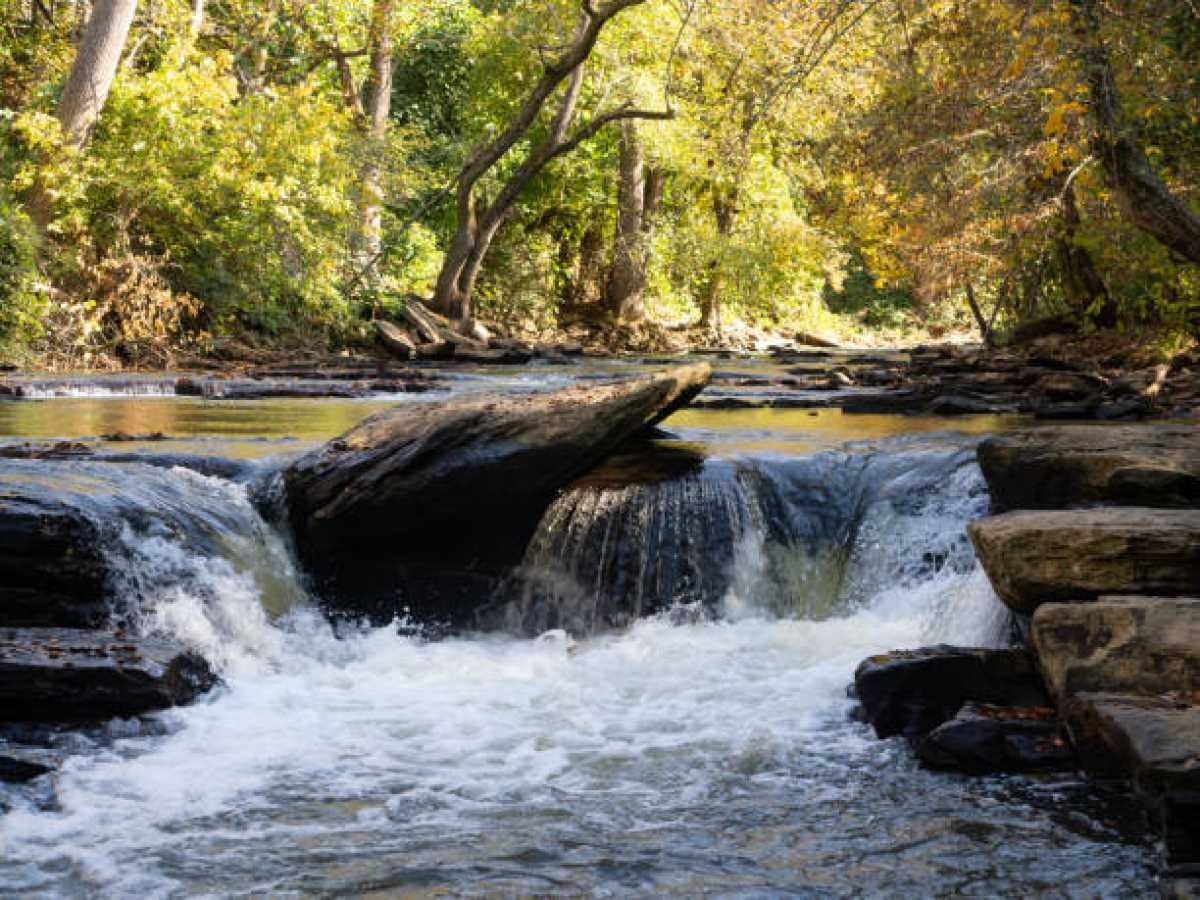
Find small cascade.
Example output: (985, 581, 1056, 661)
(498, 435, 1005, 638)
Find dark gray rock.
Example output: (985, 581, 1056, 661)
(0, 628, 218, 722)
(853, 645, 1048, 739)
(0, 754, 53, 783)
(916, 703, 1074, 774)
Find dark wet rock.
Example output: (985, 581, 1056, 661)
(0, 477, 110, 628)
(916, 703, 1074, 774)
(691, 396, 762, 409)
(0, 628, 218, 722)
(283, 365, 711, 624)
(853, 646, 1048, 739)
(0, 753, 53, 782)
(1037, 371, 1108, 401)
(968, 508, 1200, 615)
(841, 389, 931, 414)
(453, 346, 534, 365)
(1033, 398, 1101, 420)
(928, 394, 1018, 416)
(1031, 597, 1200, 705)
(977, 425, 1200, 511)
(0, 441, 251, 481)
(1063, 693, 1200, 870)
(1, 458, 283, 628)
(1095, 396, 1151, 420)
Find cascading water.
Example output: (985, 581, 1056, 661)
(0, 435, 1153, 896)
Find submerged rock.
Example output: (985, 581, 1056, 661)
(1031, 596, 1200, 705)
(853, 646, 1048, 739)
(967, 508, 1200, 615)
(916, 703, 1073, 774)
(283, 365, 710, 624)
(977, 425, 1200, 511)
(0, 628, 218, 722)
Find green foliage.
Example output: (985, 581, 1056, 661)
(0, 189, 42, 345)
(1, 0, 1195, 361)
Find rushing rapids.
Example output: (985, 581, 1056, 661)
(0, 386, 1158, 896)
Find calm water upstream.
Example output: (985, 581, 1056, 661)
(0, 371, 1156, 897)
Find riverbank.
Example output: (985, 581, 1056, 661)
(851, 424, 1200, 893)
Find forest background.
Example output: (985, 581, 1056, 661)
(1, 0, 1197, 366)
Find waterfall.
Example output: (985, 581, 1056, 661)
(496, 436, 1007, 641)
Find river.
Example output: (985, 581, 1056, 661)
(0, 366, 1156, 897)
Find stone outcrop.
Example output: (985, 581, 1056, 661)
(967, 508, 1200, 615)
(283, 365, 711, 624)
(0, 628, 218, 722)
(853, 646, 1048, 739)
(1031, 597, 1200, 704)
(977, 425, 1200, 510)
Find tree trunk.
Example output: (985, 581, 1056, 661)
(964, 280, 993, 346)
(351, 0, 395, 274)
(1071, 0, 1200, 266)
(55, 0, 138, 149)
(1055, 181, 1117, 326)
(700, 189, 737, 334)
(606, 120, 649, 322)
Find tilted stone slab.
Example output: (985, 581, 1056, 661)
(1032, 596, 1200, 704)
(967, 508, 1200, 615)
(977, 425, 1200, 511)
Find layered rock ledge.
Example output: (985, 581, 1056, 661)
(967, 507, 1200, 615)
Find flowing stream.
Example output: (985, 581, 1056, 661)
(0, 385, 1155, 897)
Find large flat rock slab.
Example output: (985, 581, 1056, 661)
(1032, 596, 1200, 704)
(968, 508, 1200, 615)
(0, 628, 218, 722)
(977, 425, 1200, 511)
(282, 366, 709, 624)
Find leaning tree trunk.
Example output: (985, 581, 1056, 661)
(56, 0, 138, 149)
(1071, 0, 1200, 265)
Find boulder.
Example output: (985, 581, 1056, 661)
(283, 365, 711, 624)
(0, 628, 218, 722)
(976, 425, 1200, 510)
(853, 646, 1048, 739)
(1063, 693, 1200, 870)
(967, 508, 1200, 615)
(1031, 597, 1200, 704)
(916, 703, 1074, 774)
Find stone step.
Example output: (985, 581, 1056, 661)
(977, 425, 1200, 511)
(967, 507, 1200, 615)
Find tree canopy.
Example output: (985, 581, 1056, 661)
(1, 0, 1196, 363)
